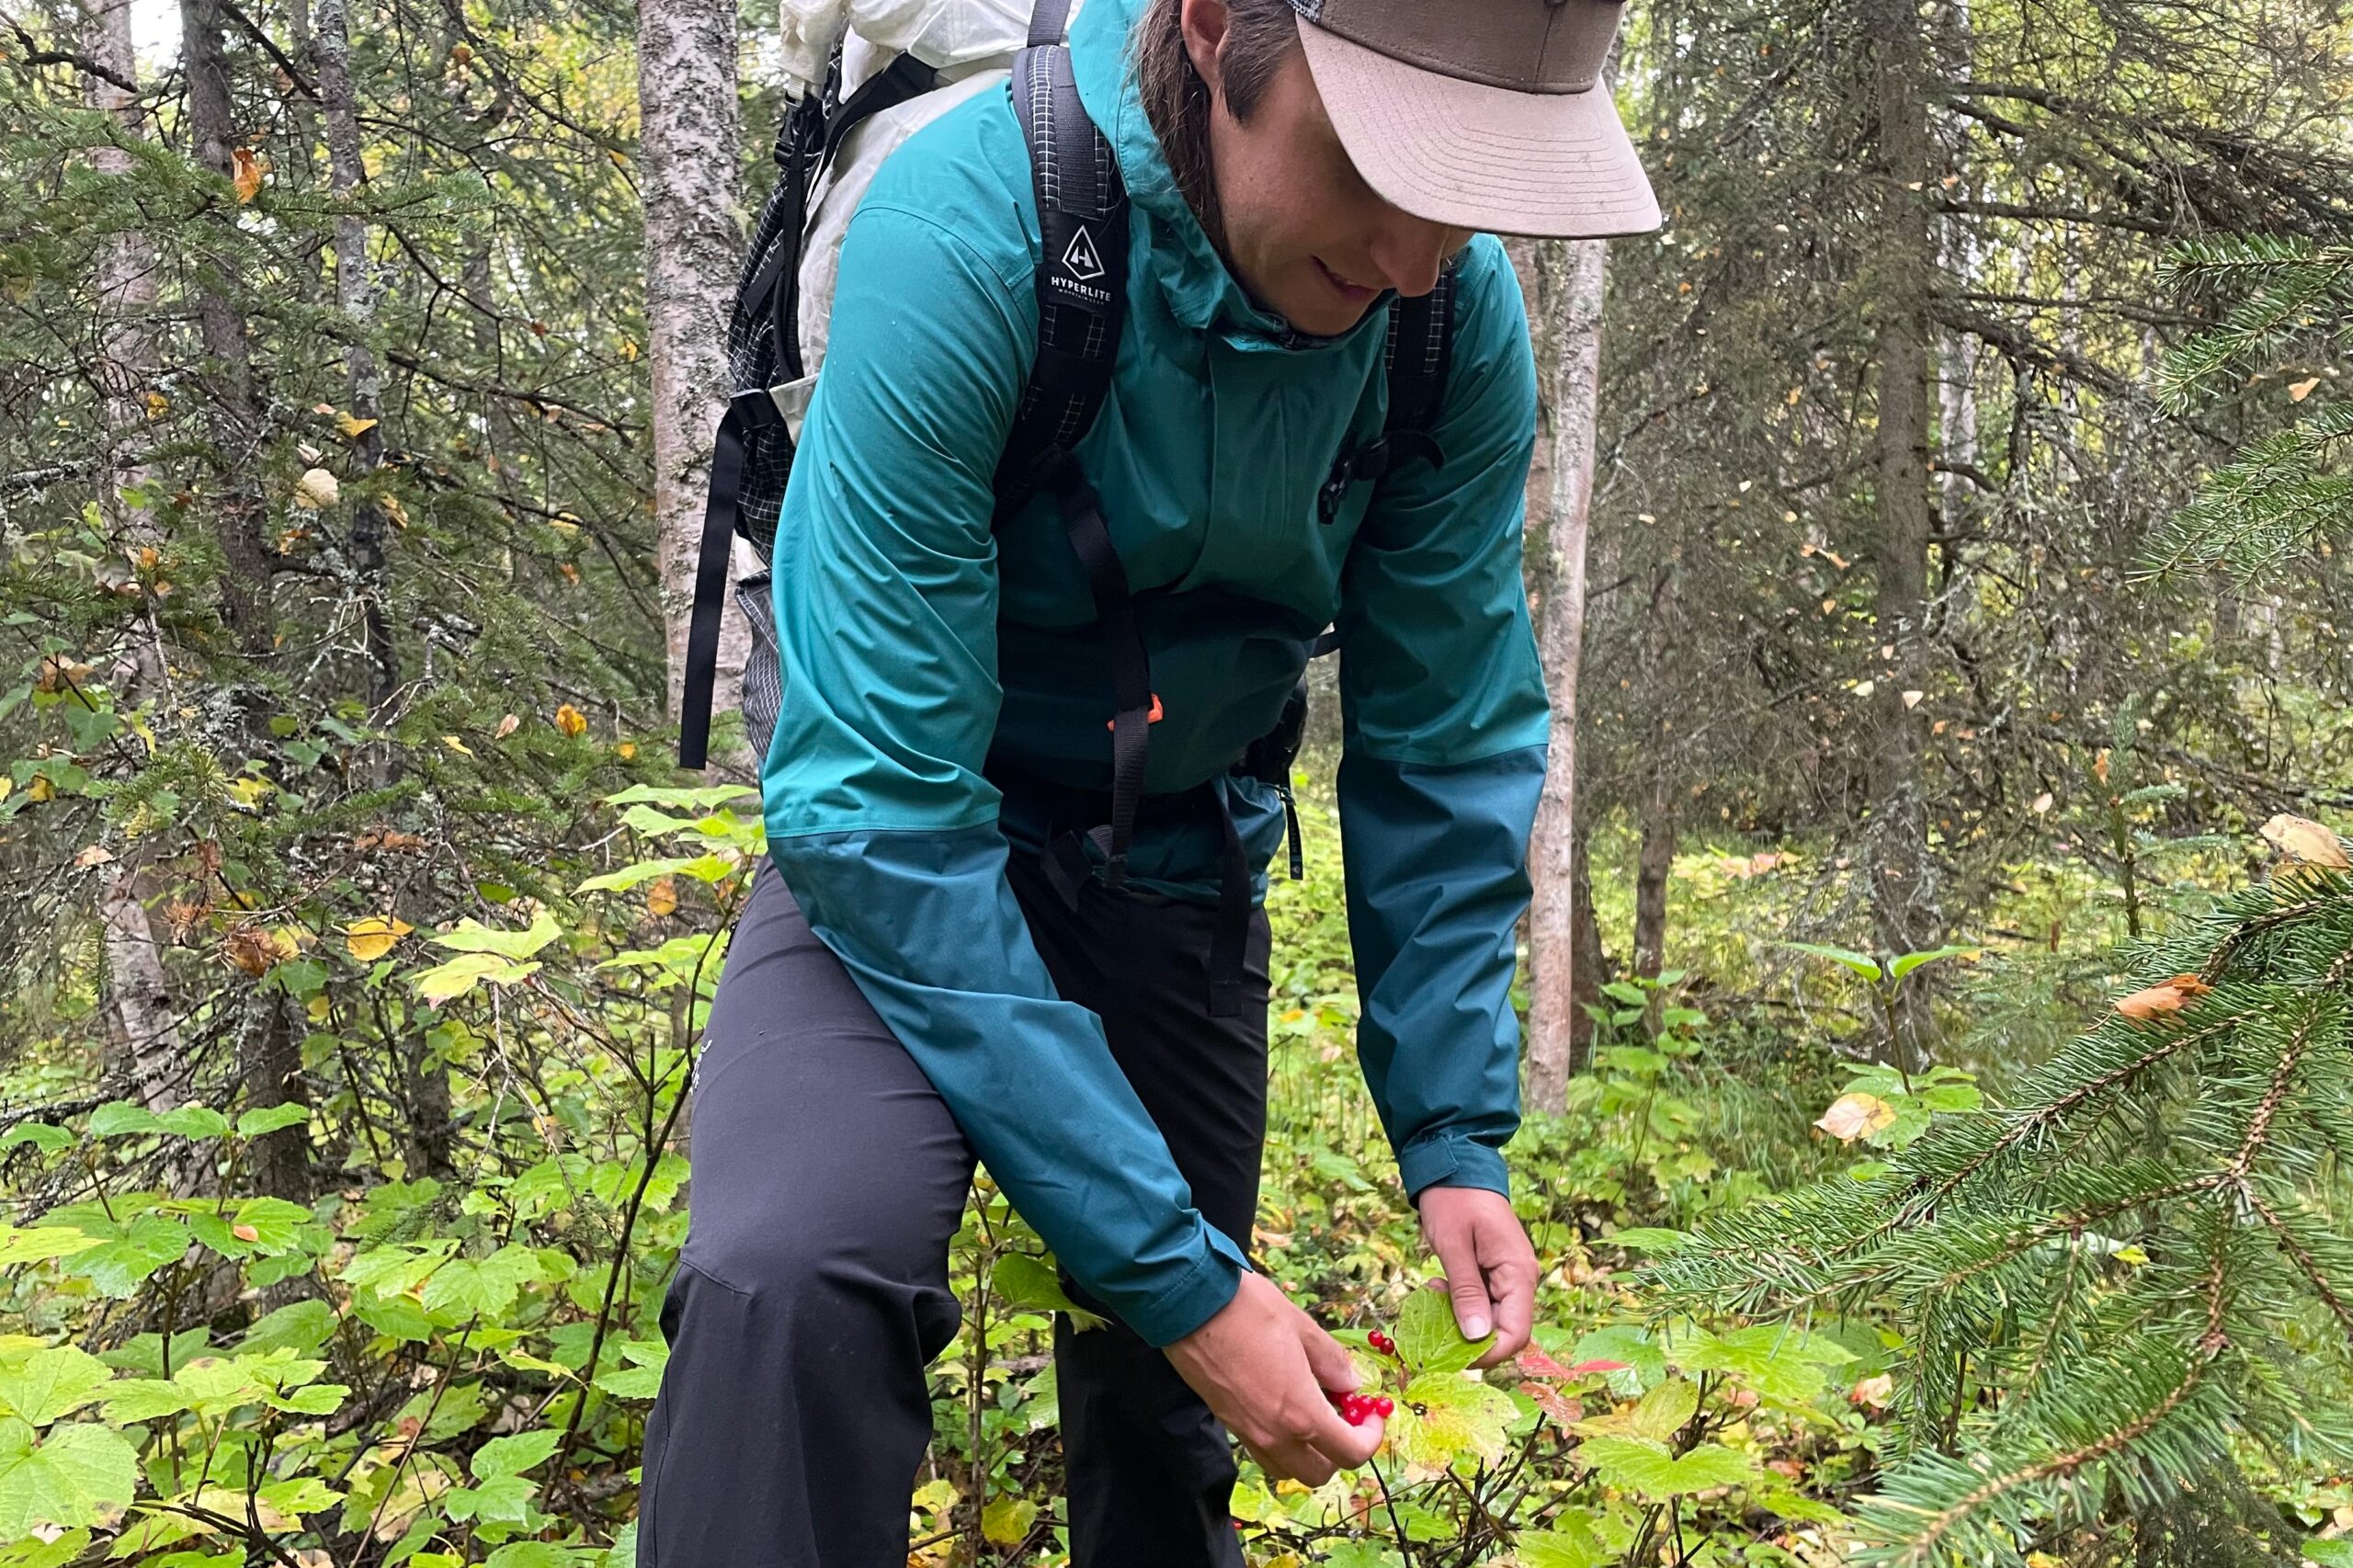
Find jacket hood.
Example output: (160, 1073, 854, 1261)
(1066, 0, 1382, 355)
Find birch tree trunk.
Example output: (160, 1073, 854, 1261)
(639, 0, 747, 756)
(84, 0, 188, 1113)
(1862, 0, 1944, 1062)
(1511, 236, 1608, 1112)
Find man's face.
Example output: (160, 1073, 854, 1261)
(1194, 22, 1473, 337)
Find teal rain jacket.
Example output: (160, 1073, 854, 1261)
(761, 0, 1551, 1348)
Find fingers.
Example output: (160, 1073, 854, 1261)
(1472, 1254, 1536, 1369)
(1298, 1316, 1363, 1396)
(1429, 1231, 1495, 1343)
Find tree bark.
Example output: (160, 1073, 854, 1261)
(1631, 565, 1678, 984)
(1862, 0, 1944, 1060)
(639, 0, 747, 755)
(1511, 236, 1608, 1114)
(82, 0, 189, 1112)
(238, 992, 313, 1203)
(182, 0, 275, 681)
(1565, 827, 1608, 1074)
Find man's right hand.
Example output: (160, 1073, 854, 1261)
(1162, 1270, 1385, 1485)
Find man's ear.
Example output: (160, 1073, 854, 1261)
(1179, 0, 1232, 99)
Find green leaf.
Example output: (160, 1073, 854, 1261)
(430, 909, 563, 960)
(1518, 1521, 1611, 1568)
(981, 1496, 1039, 1546)
(483, 1545, 579, 1568)
(419, 1246, 543, 1317)
(1888, 944, 1978, 981)
(575, 854, 736, 894)
(1600, 980, 1650, 1006)
(989, 1255, 1108, 1331)
(0, 1349, 112, 1425)
(472, 1429, 562, 1482)
(85, 1103, 161, 1138)
(413, 951, 541, 1004)
(0, 1124, 72, 1155)
(0, 1228, 102, 1269)
(241, 1301, 336, 1358)
(602, 783, 756, 811)
(591, 1340, 669, 1400)
(1631, 1377, 1698, 1442)
(1567, 1326, 1663, 1395)
(1392, 1372, 1517, 1471)
(1781, 941, 1883, 982)
(1394, 1286, 1493, 1375)
(0, 1525, 90, 1567)
(1579, 1436, 1756, 1498)
(0, 1417, 140, 1534)
(2303, 1541, 2353, 1568)
(1608, 1228, 1688, 1254)
(153, 1108, 230, 1141)
(1673, 1324, 1854, 1404)
(235, 1104, 310, 1139)
(98, 1380, 191, 1423)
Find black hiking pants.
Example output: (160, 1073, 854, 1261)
(635, 847, 1270, 1568)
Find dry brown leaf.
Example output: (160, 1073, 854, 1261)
(292, 468, 339, 509)
(72, 844, 116, 869)
(494, 713, 520, 739)
(231, 147, 265, 202)
(2031, 791, 2054, 814)
(2261, 812, 2350, 869)
(232, 1223, 261, 1242)
(1815, 1092, 1896, 1143)
(644, 877, 678, 918)
(2288, 376, 2322, 403)
(2115, 974, 2212, 1021)
(1849, 1372, 1894, 1409)
(221, 926, 278, 978)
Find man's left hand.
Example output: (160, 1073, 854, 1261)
(1415, 1186, 1538, 1370)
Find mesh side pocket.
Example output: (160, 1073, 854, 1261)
(735, 571, 783, 768)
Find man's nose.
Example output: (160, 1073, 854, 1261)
(1369, 214, 1472, 299)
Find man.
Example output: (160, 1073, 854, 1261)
(636, 0, 1659, 1562)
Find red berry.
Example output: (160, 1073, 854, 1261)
(1373, 1396, 1394, 1417)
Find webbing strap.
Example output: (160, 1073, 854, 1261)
(1028, 0, 1072, 46)
(679, 396, 773, 768)
(1038, 449, 1153, 885)
(1206, 789, 1252, 1017)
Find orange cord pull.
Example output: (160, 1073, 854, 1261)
(1107, 694, 1165, 731)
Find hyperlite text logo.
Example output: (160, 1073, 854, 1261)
(1051, 224, 1113, 306)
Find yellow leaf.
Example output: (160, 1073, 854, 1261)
(28, 774, 55, 802)
(381, 494, 410, 529)
(2260, 812, 2349, 869)
(554, 704, 588, 738)
(335, 412, 380, 437)
(549, 515, 581, 536)
(144, 390, 170, 420)
(616, 741, 637, 760)
(292, 468, 339, 509)
(225, 777, 273, 808)
(442, 735, 473, 756)
(644, 877, 677, 918)
(345, 915, 415, 961)
(307, 994, 333, 1021)
(232, 146, 265, 202)
(1814, 1092, 1896, 1143)
(2288, 376, 2321, 403)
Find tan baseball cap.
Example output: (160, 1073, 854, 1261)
(1287, 0, 1662, 239)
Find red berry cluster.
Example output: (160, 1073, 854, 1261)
(1367, 1330, 1395, 1357)
(1325, 1388, 1394, 1426)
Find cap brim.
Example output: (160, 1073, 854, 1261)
(1297, 21, 1662, 240)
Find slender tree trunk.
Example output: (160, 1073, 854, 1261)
(310, 0, 399, 731)
(1862, 0, 1943, 1060)
(639, 0, 746, 753)
(1630, 566, 1677, 983)
(1566, 828, 1608, 1073)
(239, 993, 313, 1202)
(83, 0, 189, 1112)
(1511, 236, 1608, 1113)
(182, 0, 276, 686)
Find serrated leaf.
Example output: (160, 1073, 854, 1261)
(430, 909, 563, 960)
(1392, 1372, 1516, 1472)
(85, 1103, 161, 1139)
(97, 1379, 188, 1424)
(472, 1429, 561, 1482)
(241, 1301, 335, 1358)
(0, 1417, 139, 1534)
(419, 1246, 542, 1317)
(981, 1496, 1038, 1545)
(0, 1348, 112, 1425)
(0, 1227, 102, 1268)
(57, 1217, 188, 1297)
(1395, 1286, 1493, 1374)
(154, 1108, 230, 1141)
(1631, 1378, 1699, 1442)
(1518, 1522, 1611, 1568)
(413, 951, 541, 1004)
(1579, 1435, 1755, 1497)
(0, 1124, 73, 1154)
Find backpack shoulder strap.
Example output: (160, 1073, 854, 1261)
(993, 28, 1130, 509)
(1382, 263, 1457, 454)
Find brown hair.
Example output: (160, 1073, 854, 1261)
(1131, 0, 1302, 250)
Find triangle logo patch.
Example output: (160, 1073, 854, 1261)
(1063, 225, 1107, 283)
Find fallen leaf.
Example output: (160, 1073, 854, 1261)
(494, 713, 520, 739)
(1902, 689, 1925, 709)
(232, 147, 265, 202)
(2261, 812, 2349, 869)
(2115, 973, 2213, 1020)
(2288, 376, 2321, 403)
(554, 704, 588, 738)
(292, 468, 339, 509)
(335, 412, 379, 437)
(232, 1224, 260, 1243)
(2032, 791, 2054, 814)
(381, 495, 410, 529)
(441, 735, 472, 756)
(73, 845, 116, 869)
(616, 741, 637, 760)
(345, 915, 414, 961)
(1815, 1092, 1896, 1143)
(1849, 1372, 1894, 1408)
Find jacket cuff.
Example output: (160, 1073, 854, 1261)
(1122, 1226, 1250, 1348)
(1400, 1136, 1511, 1208)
